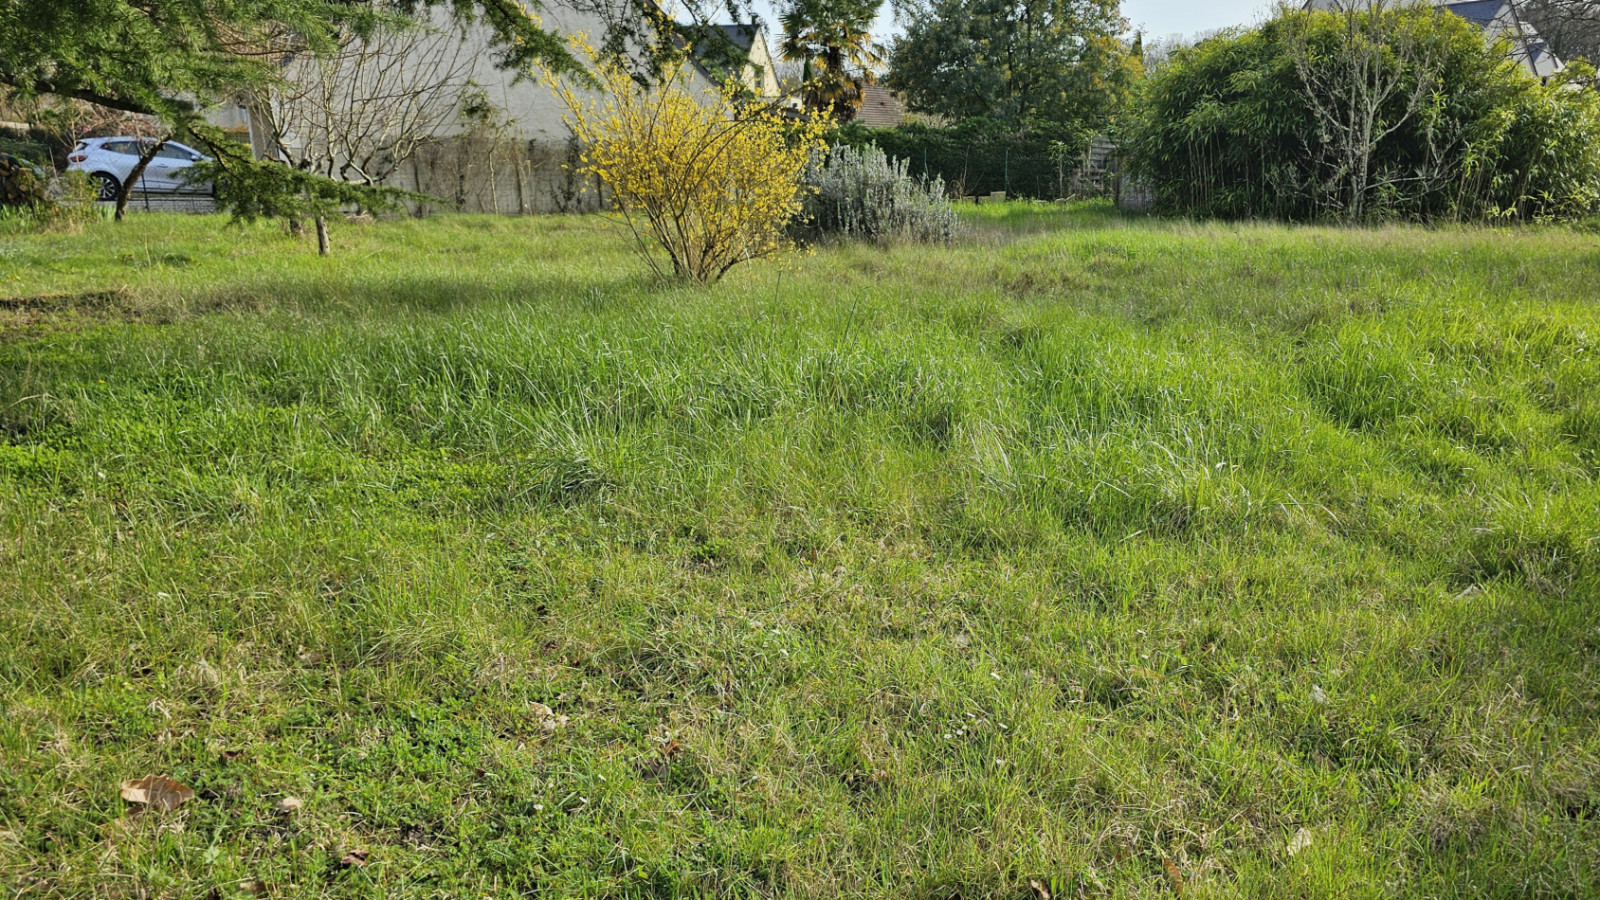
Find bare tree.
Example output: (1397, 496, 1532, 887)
(1516, 0, 1600, 66)
(259, 20, 477, 253)
(21, 99, 171, 220)
(30, 99, 161, 151)
(774, 57, 808, 93)
(1284, 1, 1443, 220)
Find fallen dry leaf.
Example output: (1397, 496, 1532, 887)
(1028, 877, 1051, 900)
(1162, 858, 1184, 897)
(1287, 827, 1314, 856)
(340, 849, 369, 867)
(531, 702, 568, 731)
(120, 775, 195, 812)
(274, 796, 303, 813)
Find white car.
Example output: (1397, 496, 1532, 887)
(66, 137, 212, 200)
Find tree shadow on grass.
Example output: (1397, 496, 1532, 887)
(1, 269, 676, 340)
(226, 268, 676, 317)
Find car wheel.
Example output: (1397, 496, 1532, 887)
(91, 172, 121, 201)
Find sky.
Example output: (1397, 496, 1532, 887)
(746, 0, 1281, 48)
(1121, 0, 1277, 41)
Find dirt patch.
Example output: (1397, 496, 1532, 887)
(0, 288, 140, 338)
(0, 288, 132, 311)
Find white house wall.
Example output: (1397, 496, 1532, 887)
(435, 5, 721, 144)
(223, 3, 730, 213)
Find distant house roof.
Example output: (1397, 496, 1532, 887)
(706, 23, 759, 53)
(1303, 0, 1564, 78)
(855, 84, 904, 129)
(1441, 0, 1501, 28)
(683, 22, 781, 99)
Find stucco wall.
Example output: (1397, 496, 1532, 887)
(234, 4, 734, 214)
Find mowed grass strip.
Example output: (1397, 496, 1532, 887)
(1, 204, 1597, 899)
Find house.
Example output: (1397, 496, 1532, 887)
(212, 3, 781, 214)
(1302, 1, 1564, 78)
(689, 24, 782, 100)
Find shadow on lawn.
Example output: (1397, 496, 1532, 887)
(2, 270, 671, 338)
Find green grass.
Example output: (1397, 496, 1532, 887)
(1, 203, 1597, 899)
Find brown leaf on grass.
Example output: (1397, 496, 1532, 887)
(1162, 858, 1185, 897)
(274, 796, 302, 813)
(1287, 827, 1314, 856)
(531, 702, 569, 732)
(658, 739, 682, 757)
(120, 775, 195, 812)
(1028, 877, 1051, 900)
(340, 849, 369, 867)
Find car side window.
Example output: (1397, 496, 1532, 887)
(156, 145, 194, 160)
(103, 141, 139, 155)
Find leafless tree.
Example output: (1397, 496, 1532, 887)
(259, 20, 477, 253)
(774, 58, 807, 92)
(1284, 1, 1444, 220)
(19, 98, 169, 220)
(1516, 0, 1600, 66)
(29, 99, 161, 151)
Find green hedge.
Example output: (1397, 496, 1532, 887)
(1126, 7, 1600, 221)
(830, 119, 1076, 199)
(0, 137, 51, 166)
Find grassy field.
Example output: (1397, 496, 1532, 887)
(1, 204, 1597, 899)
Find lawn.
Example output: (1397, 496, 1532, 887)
(1, 203, 1597, 899)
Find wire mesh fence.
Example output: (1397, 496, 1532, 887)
(836, 129, 1123, 202)
(96, 191, 217, 214)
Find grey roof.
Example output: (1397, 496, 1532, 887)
(707, 24, 759, 53)
(1440, 0, 1503, 28)
(1302, 0, 1564, 78)
(855, 84, 904, 129)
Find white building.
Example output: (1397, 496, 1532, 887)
(209, 3, 782, 214)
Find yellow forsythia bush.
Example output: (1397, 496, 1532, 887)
(547, 41, 825, 284)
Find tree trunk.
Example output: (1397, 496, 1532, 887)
(315, 215, 330, 256)
(115, 137, 168, 222)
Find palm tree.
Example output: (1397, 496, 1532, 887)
(779, 0, 885, 121)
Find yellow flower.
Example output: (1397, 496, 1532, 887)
(542, 38, 825, 284)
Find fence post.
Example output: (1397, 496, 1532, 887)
(1004, 148, 1010, 196)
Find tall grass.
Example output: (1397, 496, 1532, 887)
(0, 205, 1597, 898)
